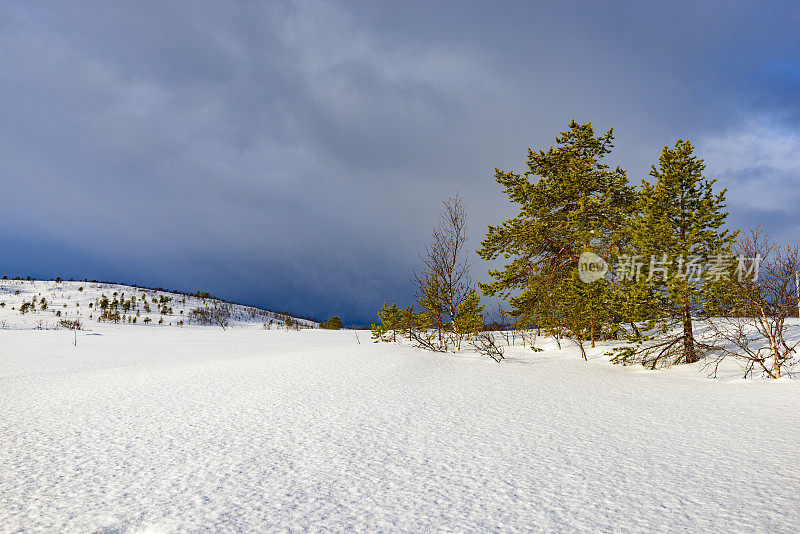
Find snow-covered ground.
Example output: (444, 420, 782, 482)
(2, 283, 800, 532)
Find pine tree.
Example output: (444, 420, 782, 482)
(453, 290, 485, 348)
(417, 272, 448, 346)
(372, 303, 403, 342)
(478, 120, 635, 347)
(320, 316, 343, 330)
(561, 273, 612, 357)
(627, 139, 735, 366)
(407, 308, 439, 351)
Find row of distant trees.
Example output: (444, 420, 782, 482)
(372, 120, 799, 377)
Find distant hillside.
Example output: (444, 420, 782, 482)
(0, 279, 317, 330)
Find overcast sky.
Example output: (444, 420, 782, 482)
(2, 1, 799, 323)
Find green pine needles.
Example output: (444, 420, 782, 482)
(478, 120, 635, 350)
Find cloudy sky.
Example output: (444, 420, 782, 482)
(2, 1, 799, 323)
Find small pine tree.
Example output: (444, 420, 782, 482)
(320, 316, 343, 330)
(371, 303, 403, 342)
(453, 290, 485, 348)
(418, 273, 448, 345)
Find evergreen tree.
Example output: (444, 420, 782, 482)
(399, 305, 416, 340)
(417, 272, 448, 345)
(453, 290, 485, 347)
(320, 316, 343, 330)
(372, 303, 403, 342)
(406, 308, 439, 351)
(560, 273, 612, 357)
(625, 139, 735, 366)
(478, 120, 635, 347)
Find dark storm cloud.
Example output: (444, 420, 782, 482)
(1, 0, 799, 323)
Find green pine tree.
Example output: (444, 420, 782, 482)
(453, 290, 485, 348)
(478, 120, 635, 348)
(371, 303, 403, 342)
(320, 316, 343, 330)
(418, 272, 448, 346)
(626, 139, 735, 366)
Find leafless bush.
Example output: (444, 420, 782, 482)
(519, 328, 542, 351)
(59, 318, 82, 330)
(706, 228, 799, 378)
(189, 305, 231, 330)
(470, 331, 505, 362)
(410, 327, 449, 352)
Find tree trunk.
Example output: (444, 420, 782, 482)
(765, 323, 782, 379)
(630, 322, 641, 339)
(682, 305, 697, 363)
(773, 352, 782, 379)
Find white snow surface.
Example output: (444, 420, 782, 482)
(2, 284, 800, 532)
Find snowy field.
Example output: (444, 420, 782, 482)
(2, 318, 800, 532)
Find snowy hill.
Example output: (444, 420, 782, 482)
(0, 279, 316, 330)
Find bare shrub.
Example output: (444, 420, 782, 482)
(706, 228, 799, 378)
(470, 331, 505, 362)
(189, 305, 231, 330)
(59, 319, 82, 330)
(410, 326, 448, 353)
